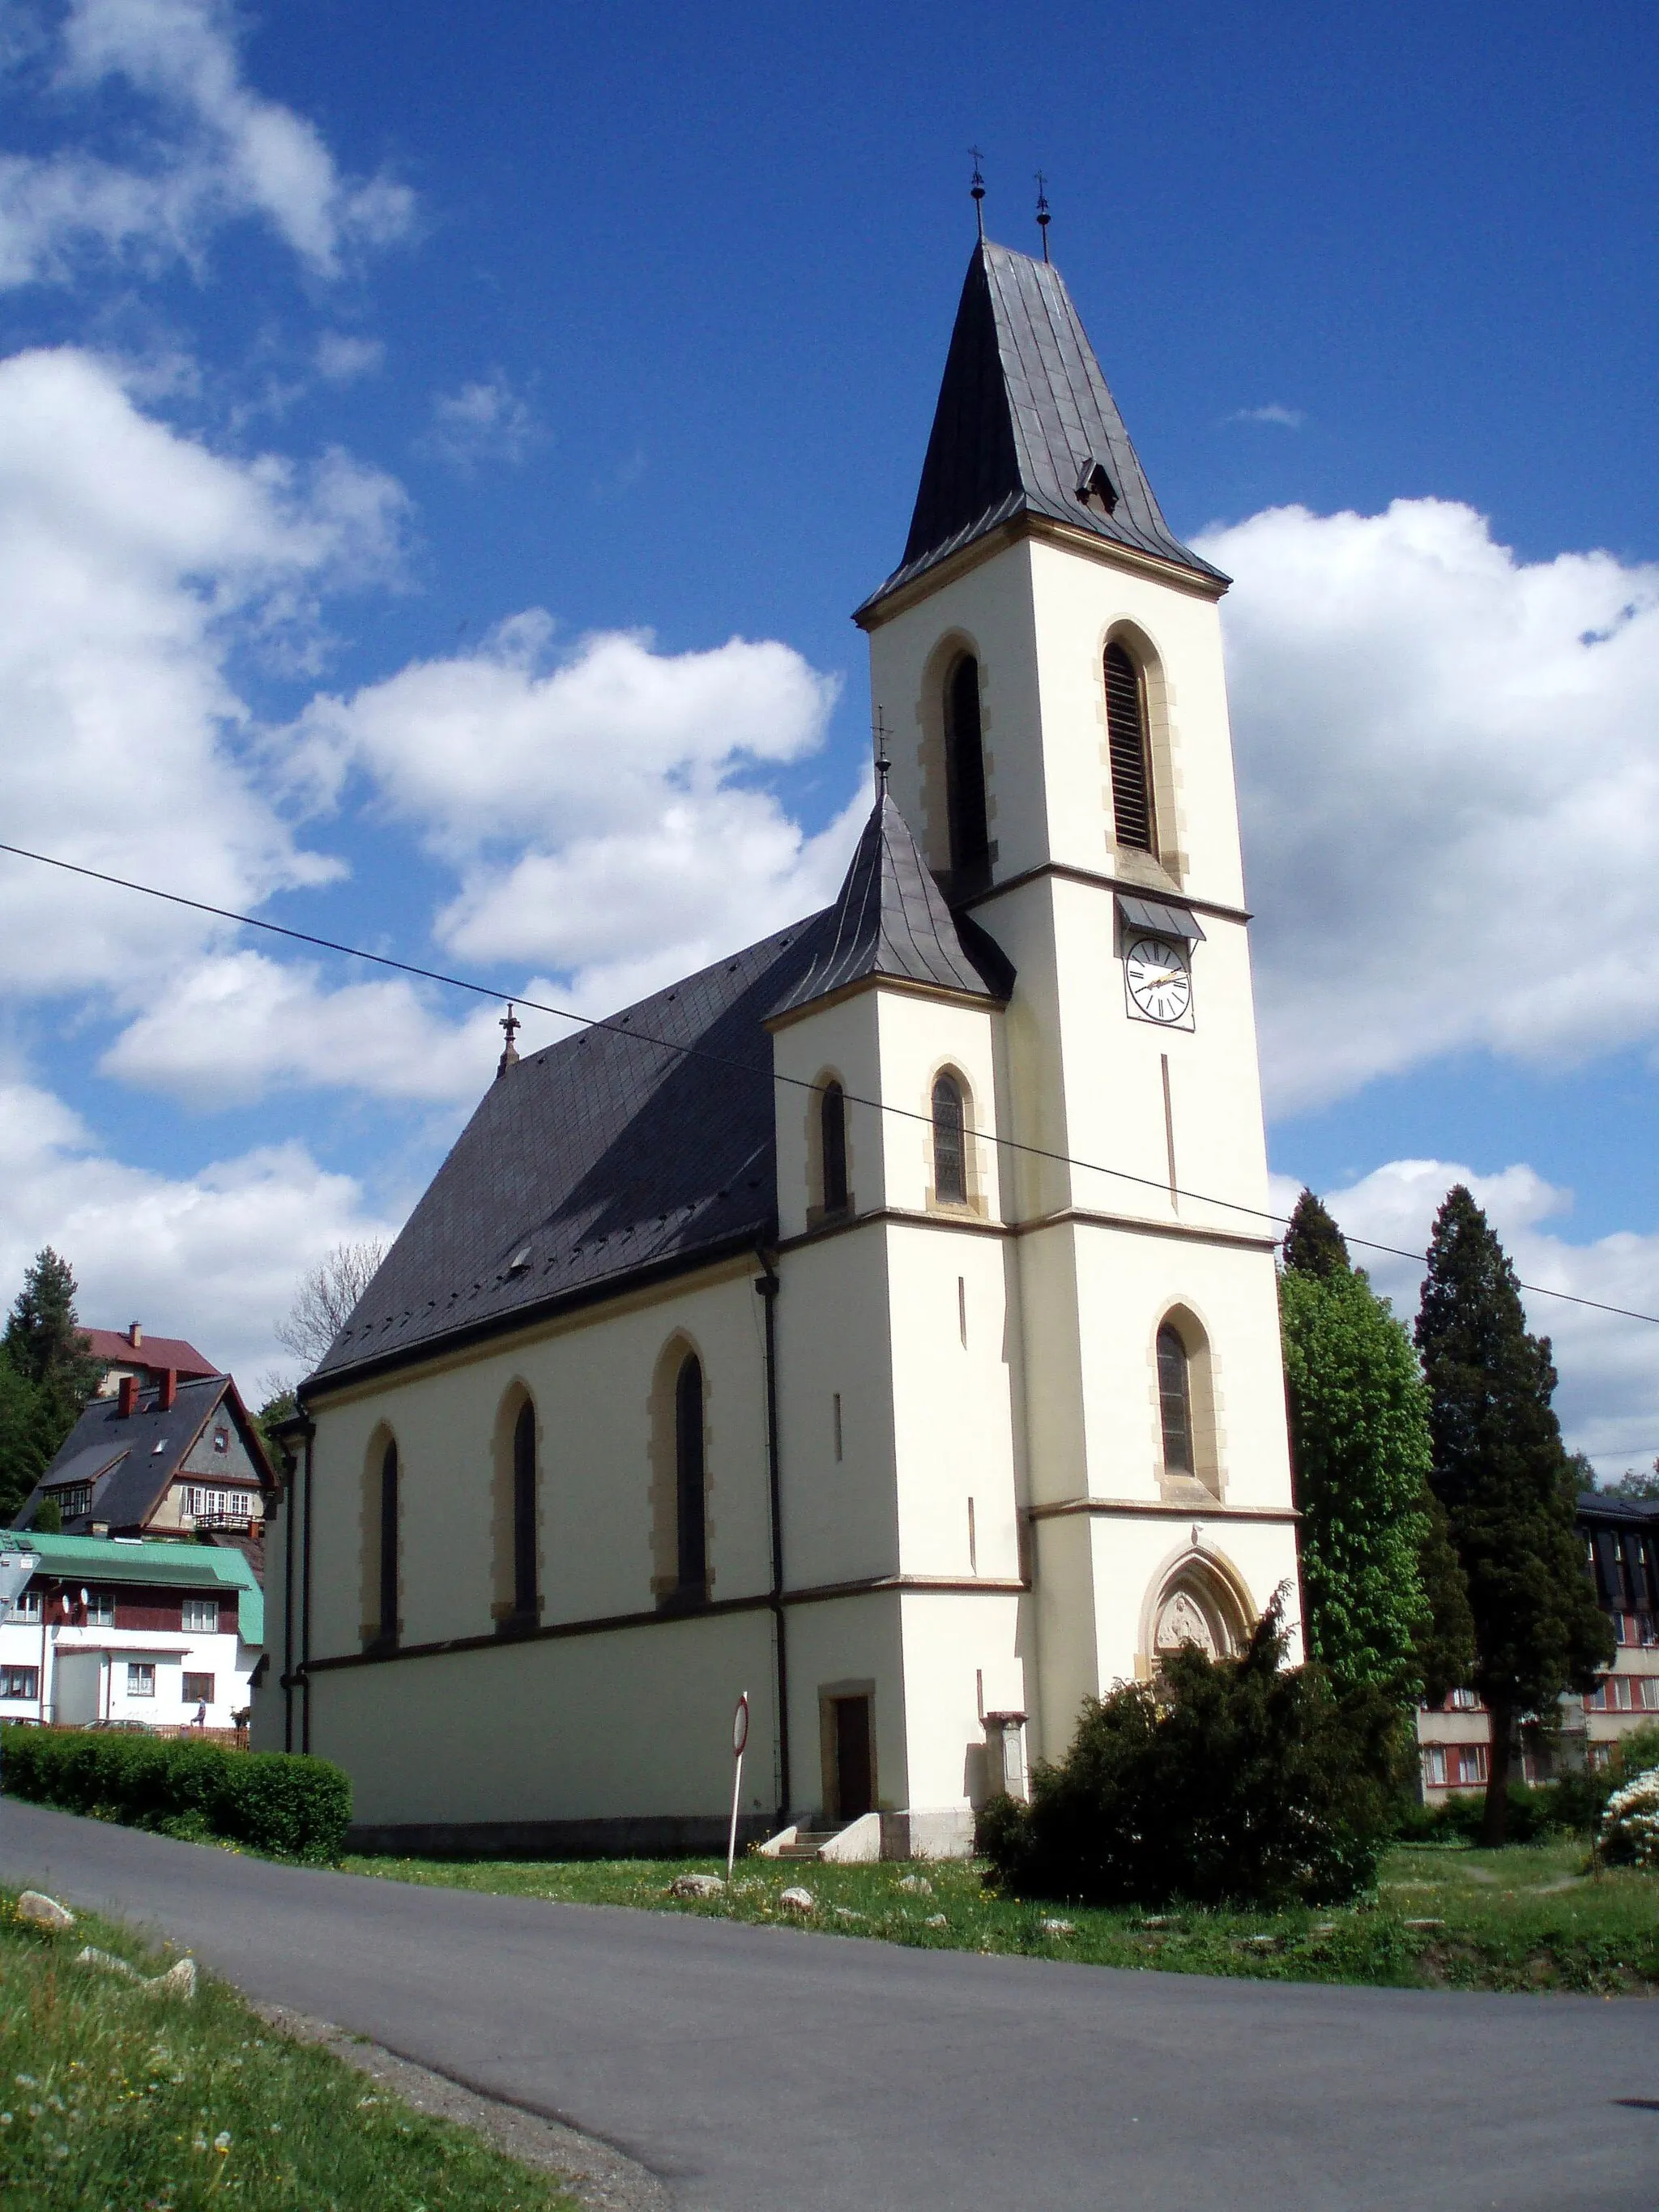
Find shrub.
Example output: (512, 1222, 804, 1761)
(978, 1596, 1402, 1908)
(0, 1727, 350, 1862)
(1392, 1782, 1561, 1844)
(1599, 1767, 1659, 1868)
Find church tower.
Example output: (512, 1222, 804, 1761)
(854, 239, 1301, 1763)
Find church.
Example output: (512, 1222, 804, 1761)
(258, 232, 1303, 1856)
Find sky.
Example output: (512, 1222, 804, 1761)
(1, 0, 1657, 1472)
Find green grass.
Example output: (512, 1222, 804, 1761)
(342, 1839, 1659, 1996)
(0, 1890, 580, 2210)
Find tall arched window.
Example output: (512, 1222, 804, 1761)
(932, 1074, 966, 1206)
(1105, 641, 1154, 853)
(945, 654, 990, 891)
(377, 1438, 399, 1648)
(821, 1080, 849, 1214)
(675, 1353, 707, 1599)
(511, 1399, 538, 1619)
(1157, 1324, 1194, 1476)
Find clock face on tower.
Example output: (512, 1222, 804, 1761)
(1125, 934, 1192, 1025)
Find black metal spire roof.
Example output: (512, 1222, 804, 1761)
(858, 239, 1226, 616)
(770, 789, 1014, 1018)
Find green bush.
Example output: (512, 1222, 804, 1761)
(1392, 1782, 1563, 1844)
(977, 1596, 1402, 1908)
(0, 1727, 350, 1862)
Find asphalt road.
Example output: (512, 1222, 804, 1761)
(3, 1797, 1657, 2212)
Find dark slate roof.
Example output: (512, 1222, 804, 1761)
(859, 240, 1227, 616)
(17, 1375, 246, 1534)
(770, 790, 1014, 1017)
(310, 795, 1016, 1394)
(1579, 1491, 1659, 1528)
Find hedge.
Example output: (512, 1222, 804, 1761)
(0, 1728, 351, 1862)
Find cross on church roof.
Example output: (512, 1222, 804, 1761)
(497, 1003, 521, 1079)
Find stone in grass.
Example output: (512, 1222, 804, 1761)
(924, 1913, 948, 1929)
(897, 1873, 932, 1894)
(1240, 1935, 1280, 1950)
(1137, 1915, 1176, 1929)
(668, 1873, 725, 1900)
(1402, 1918, 1446, 1930)
(833, 1907, 866, 1922)
(16, 1890, 75, 1933)
(75, 1946, 197, 1998)
(778, 1886, 815, 1914)
(1039, 1919, 1076, 1937)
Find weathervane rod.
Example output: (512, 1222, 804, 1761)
(969, 147, 985, 240)
(872, 707, 892, 796)
(1035, 169, 1051, 262)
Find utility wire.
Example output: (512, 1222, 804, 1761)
(5, 835, 1658, 1329)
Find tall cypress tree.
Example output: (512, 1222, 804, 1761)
(1414, 1187, 1611, 1844)
(1280, 1191, 1452, 1699)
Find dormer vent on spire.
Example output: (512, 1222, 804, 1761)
(857, 238, 1226, 619)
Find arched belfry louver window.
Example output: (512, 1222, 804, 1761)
(675, 1353, 707, 1598)
(1157, 1325, 1194, 1476)
(821, 1080, 849, 1214)
(945, 654, 991, 893)
(511, 1400, 538, 1619)
(377, 1438, 399, 1647)
(932, 1074, 967, 1206)
(1105, 641, 1154, 853)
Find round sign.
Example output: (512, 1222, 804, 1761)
(731, 1691, 750, 1757)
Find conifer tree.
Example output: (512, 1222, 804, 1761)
(1280, 1192, 1439, 1697)
(0, 1250, 100, 1519)
(1415, 1187, 1612, 1844)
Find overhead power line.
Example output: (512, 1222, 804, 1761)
(4, 835, 1658, 1330)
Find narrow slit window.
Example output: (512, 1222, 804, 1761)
(1105, 641, 1154, 853)
(1157, 1326, 1193, 1476)
(833, 1392, 843, 1463)
(821, 1080, 849, 1213)
(378, 1438, 399, 1645)
(945, 654, 990, 890)
(512, 1400, 538, 1618)
(675, 1353, 707, 1597)
(932, 1076, 966, 1205)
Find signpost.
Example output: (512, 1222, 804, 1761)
(726, 1690, 750, 1882)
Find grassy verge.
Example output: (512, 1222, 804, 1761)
(342, 1839, 1659, 1997)
(0, 1890, 580, 2210)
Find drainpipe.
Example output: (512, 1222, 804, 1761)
(754, 1255, 791, 1819)
(281, 1430, 296, 1754)
(299, 1417, 316, 1756)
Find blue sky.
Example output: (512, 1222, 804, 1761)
(2, 0, 1657, 1468)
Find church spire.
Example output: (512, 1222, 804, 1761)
(857, 238, 1226, 620)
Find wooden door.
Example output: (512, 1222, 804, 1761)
(833, 1694, 872, 1820)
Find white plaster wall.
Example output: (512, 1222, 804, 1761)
(313, 1610, 779, 1826)
(784, 1590, 906, 1817)
(304, 1262, 770, 1665)
(1085, 1514, 1304, 1693)
(774, 1229, 898, 1592)
(871, 991, 1002, 1218)
(897, 1588, 1028, 1812)
(770, 991, 887, 1239)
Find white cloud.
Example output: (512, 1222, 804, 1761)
(315, 332, 384, 383)
(284, 616, 858, 1004)
(1274, 1157, 1659, 1483)
(1201, 499, 1659, 1114)
(1228, 404, 1304, 428)
(0, 344, 405, 998)
(420, 373, 542, 469)
(0, 0, 413, 287)
(0, 1080, 398, 1392)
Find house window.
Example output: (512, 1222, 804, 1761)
(674, 1353, 707, 1599)
(84, 1588, 115, 1627)
(181, 1596, 220, 1634)
(1639, 1678, 1659, 1711)
(52, 1483, 92, 1521)
(1157, 1325, 1194, 1476)
(182, 1672, 215, 1706)
(0, 1667, 37, 1701)
(932, 1075, 967, 1205)
(7, 1588, 41, 1623)
(821, 1081, 849, 1215)
(512, 1399, 539, 1619)
(944, 654, 990, 893)
(183, 1485, 256, 1524)
(1104, 641, 1154, 853)
(1450, 1743, 1488, 1786)
(1422, 1745, 1447, 1788)
(1445, 1687, 1480, 1711)
(1614, 1613, 1630, 1645)
(212, 1426, 229, 1455)
(126, 1663, 155, 1698)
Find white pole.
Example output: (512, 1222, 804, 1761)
(726, 1690, 749, 1882)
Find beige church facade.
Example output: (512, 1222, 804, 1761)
(257, 237, 1303, 1855)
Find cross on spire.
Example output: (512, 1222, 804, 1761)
(497, 1002, 521, 1079)
(872, 706, 892, 796)
(1034, 170, 1051, 262)
(968, 147, 986, 238)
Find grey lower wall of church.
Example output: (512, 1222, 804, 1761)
(344, 1813, 779, 1860)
